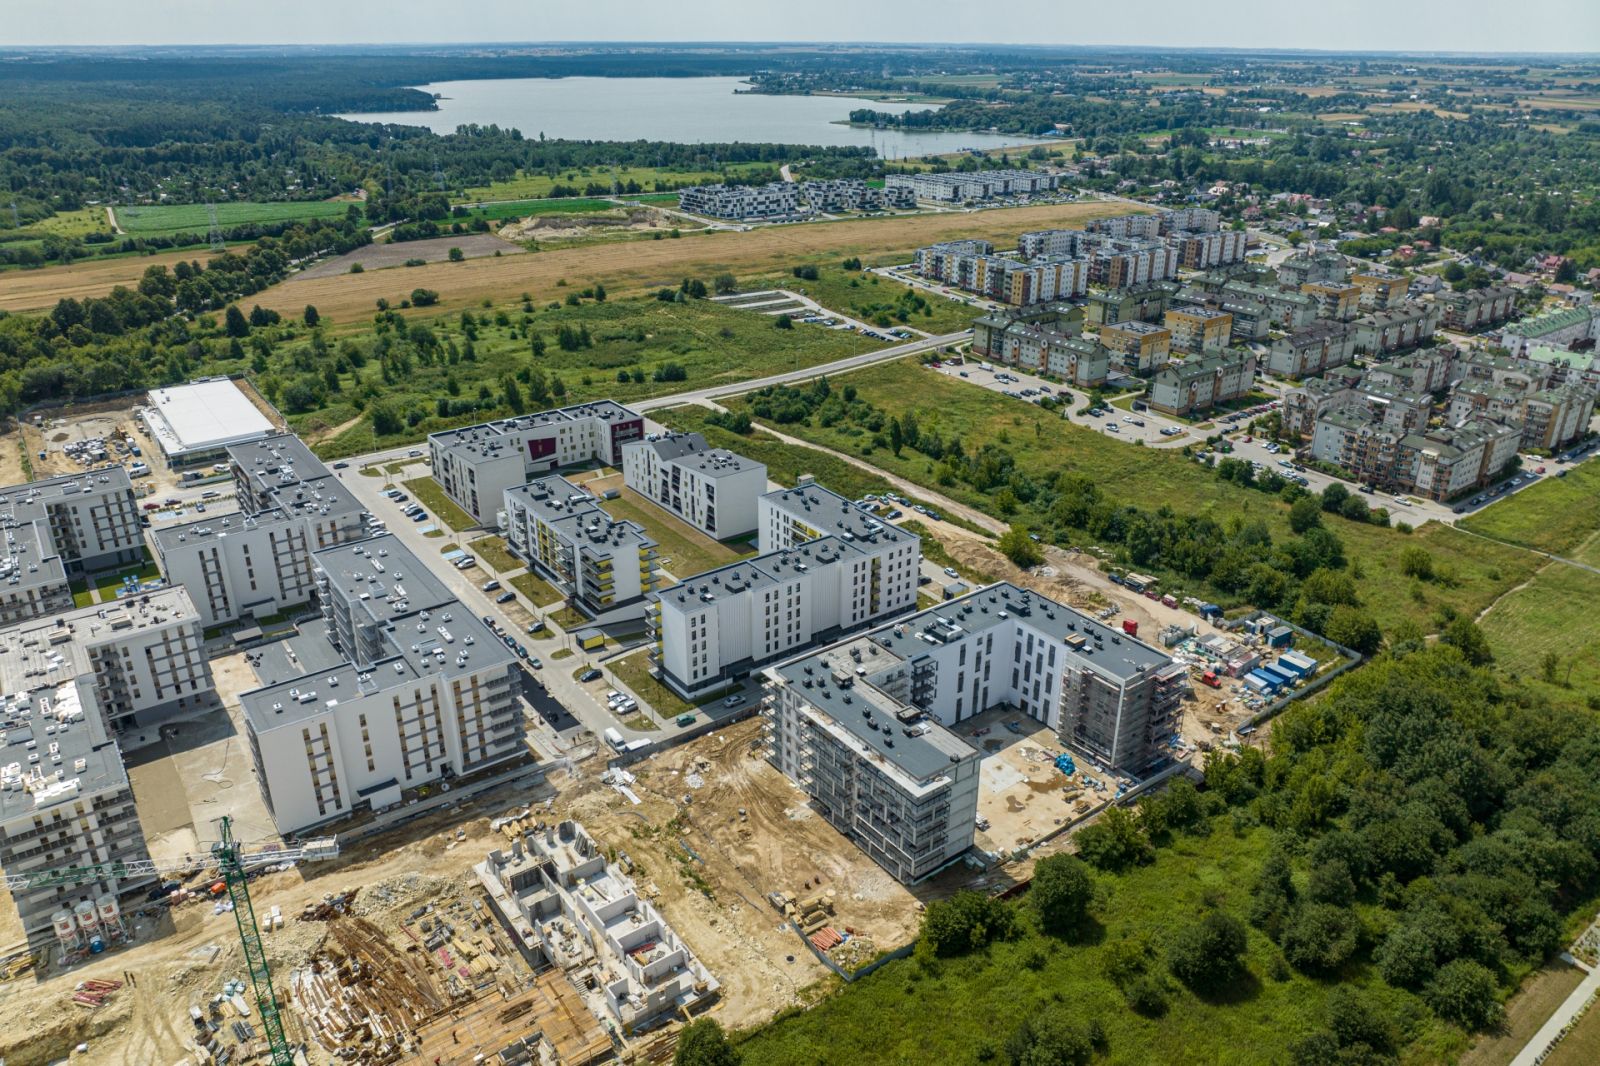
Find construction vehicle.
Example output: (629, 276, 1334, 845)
(3, 816, 337, 1066)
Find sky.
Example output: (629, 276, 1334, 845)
(4, 0, 1597, 54)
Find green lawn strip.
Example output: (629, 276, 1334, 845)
(456, 198, 618, 224)
(466, 535, 521, 574)
(736, 823, 1461, 1066)
(1479, 560, 1600, 709)
(401, 477, 476, 532)
(550, 606, 589, 631)
(761, 264, 978, 333)
(598, 489, 747, 578)
(608, 649, 740, 720)
(91, 558, 162, 602)
(116, 200, 347, 236)
(458, 163, 771, 202)
(549, 648, 574, 661)
(509, 571, 564, 609)
(1459, 459, 1600, 556)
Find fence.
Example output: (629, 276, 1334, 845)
(787, 916, 917, 983)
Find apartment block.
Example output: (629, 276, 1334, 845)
(502, 476, 659, 623)
(914, 242, 1087, 306)
(621, 433, 765, 541)
(0, 519, 70, 629)
(429, 401, 645, 526)
(1098, 321, 1173, 375)
(0, 587, 216, 745)
(1353, 272, 1411, 311)
(800, 178, 914, 212)
(1301, 282, 1362, 322)
(1085, 214, 1163, 239)
(1164, 307, 1234, 354)
(971, 305, 1085, 359)
(678, 182, 802, 220)
(761, 584, 1186, 881)
(1277, 250, 1349, 289)
(971, 310, 1108, 387)
(1435, 286, 1518, 332)
(157, 434, 371, 628)
(1090, 240, 1182, 289)
(0, 677, 152, 939)
(477, 820, 718, 1034)
(1353, 301, 1441, 355)
(1194, 277, 1319, 331)
(239, 534, 523, 834)
(1501, 306, 1597, 357)
(0, 467, 143, 588)
(1084, 283, 1175, 327)
(1364, 347, 1457, 396)
(1150, 350, 1257, 416)
(1157, 207, 1222, 233)
(886, 170, 1059, 204)
(1311, 409, 1520, 500)
(649, 481, 920, 699)
(1171, 229, 1248, 270)
(1448, 380, 1596, 451)
(1265, 321, 1359, 379)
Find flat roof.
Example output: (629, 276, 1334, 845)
(0, 677, 125, 821)
(626, 432, 762, 478)
(762, 483, 917, 547)
(0, 588, 198, 696)
(145, 378, 275, 457)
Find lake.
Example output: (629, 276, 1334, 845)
(338, 76, 1057, 159)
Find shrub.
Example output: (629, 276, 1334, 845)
(1168, 911, 1248, 993)
(1031, 854, 1093, 936)
(1426, 959, 1503, 1030)
(919, 891, 1016, 958)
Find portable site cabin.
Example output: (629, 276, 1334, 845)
(1279, 650, 1318, 677)
(1244, 670, 1279, 695)
(1265, 625, 1294, 649)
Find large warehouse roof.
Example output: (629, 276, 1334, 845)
(144, 378, 274, 459)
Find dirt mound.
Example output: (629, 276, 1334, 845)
(498, 206, 682, 244)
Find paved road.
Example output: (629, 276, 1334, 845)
(1511, 961, 1600, 1066)
(631, 330, 969, 412)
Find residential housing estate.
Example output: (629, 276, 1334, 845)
(762, 582, 1187, 883)
(649, 479, 920, 699)
(621, 432, 766, 540)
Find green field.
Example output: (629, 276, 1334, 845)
(116, 200, 350, 236)
(1460, 459, 1600, 557)
(459, 163, 773, 203)
(713, 358, 1537, 633)
(737, 823, 1461, 1066)
(27, 208, 110, 238)
(456, 198, 620, 224)
(303, 294, 877, 458)
(1480, 559, 1600, 701)
(510, 571, 563, 609)
(773, 265, 979, 333)
(466, 535, 521, 574)
(598, 489, 752, 580)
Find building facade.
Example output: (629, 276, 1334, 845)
(620, 433, 766, 540)
(1435, 286, 1518, 331)
(1098, 321, 1173, 375)
(429, 401, 645, 526)
(1163, 307, 1234, 354)
(1265, 321, 1359, 379)
(501, 476, 659, 623)
(1150, 351, 1257, 416)
(240, 535, 523, 834)
(678, 182, 802, 219)
(649, 481, 920, 699)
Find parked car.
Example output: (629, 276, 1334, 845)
(527, 657, 542, 670)
(481, 580, 501, 592)
(496, 591, 515, 604)
(722, 694, 747, 708)
(578, 668, 602, 683)
(944, 567, 959, 578)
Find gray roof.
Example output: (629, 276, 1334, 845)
(773, 642, 976, 784)
(505, 476, 656, 560)
(627, 433, 761, 478)
(0, 676, 125, 822)
(872, 583, 1178, 685)
(239, 535, 514, 732)
(655, 535, 857, 606)
(0, 588, 198, 696)
(762, 483, 917, 547)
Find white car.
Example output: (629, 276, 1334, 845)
(722, 694, 746, 709)
(1391, 495, 1411, 506)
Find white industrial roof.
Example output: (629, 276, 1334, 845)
(145, 379, 274, 457)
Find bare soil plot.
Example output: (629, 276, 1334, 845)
(292, 233, 524, 281)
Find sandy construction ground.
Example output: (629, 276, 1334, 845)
(253, 201, 1145, 324)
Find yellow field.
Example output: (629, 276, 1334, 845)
(0, 247, 228, 313)
(252, 201, 1147, 323)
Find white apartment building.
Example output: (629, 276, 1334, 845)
(762, 583, 1187, 882)
(620, 433, 766, 540)
(239, 535, 523, 834)
(1170, 229, 1248, 270)
(800, 178, 915, 212)
(156, 434, 371, 628)
(886, 170, 1059, 204)
(430, 401, 645, 526)
(0, 588, 217, 746)
(1265, 321, 1359, 379)
(0, 467, 144, 625)
(0, 677, 152, 939)
(501, 476, 659, 624)
(649, 481, 920, 699)
(678, 182, 803, 219)
(1086, 214, 1163, 239)
(1354, 302, 1442, 355)
(477, 820, 719, 1035)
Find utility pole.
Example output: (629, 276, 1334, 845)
(206, 204, 224, 251)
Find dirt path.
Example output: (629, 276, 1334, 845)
(105, 206, 122, 235)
